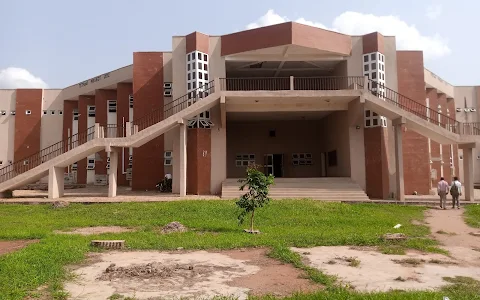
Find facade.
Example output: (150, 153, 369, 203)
(0, 22, 478, 199)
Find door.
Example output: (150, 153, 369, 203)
(264, 154, 274, 175)
(273, 154, 283, 177)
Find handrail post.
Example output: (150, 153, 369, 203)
(363, 75, 369, 91)
(290, 76, 294, 90)
(125, 122, 132, 137)
(214, 77, 221, 92)
(94, 123, 101, 139)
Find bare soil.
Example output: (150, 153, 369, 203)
(0, 239, 39, 256)
(160, 222, 187, 234)
(54, 226, 135, 236)
(64, 249, 320, 300)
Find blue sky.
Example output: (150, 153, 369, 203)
(0, 0, 477, 88)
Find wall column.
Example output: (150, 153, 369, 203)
(48, 166, 64, 199)
(108, 149, 119, 198)
(179, 121, 187, 197)
(461, 144, 475, 201)
(393, 117, 406, 202)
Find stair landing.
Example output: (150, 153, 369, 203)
(221, 177, 370, 201)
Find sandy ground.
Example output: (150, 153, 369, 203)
(0, 240, 39, 256)
(54, 226, 136, 236)
(64, 249, 321, 300)
(293, 207, 480, 292)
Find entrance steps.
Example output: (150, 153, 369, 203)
(221, 177, 370, 201)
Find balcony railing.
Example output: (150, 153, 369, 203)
(219, 76, 364, 91)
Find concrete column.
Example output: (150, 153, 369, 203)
(108, 150, 119, 198)
(393, 117, 406, 202)
(363, 75, 369, 90)
(125, 122, 132, 137)
(94, 123, 101, 139)
(290, 76, 294, 90)
(48, 166, 64, 199)
(462, 146, 475, 201)
(179, 121, 187, 197)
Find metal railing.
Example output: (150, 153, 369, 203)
(0, 126, 96, 183)
(294, 76, 364, 90)
(220, 77, 290, 91)
(461, 123, 480, 135)
(101, 124, 125, 138)
(133, 80, 215, 131)
(366, 79, 461, 133)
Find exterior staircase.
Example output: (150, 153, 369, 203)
(221, 178, 370, 201)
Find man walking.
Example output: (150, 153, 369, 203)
(450, 176, 462, 209)
(437, 177, 449, 209)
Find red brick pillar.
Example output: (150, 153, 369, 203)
(14, 89, 42, 163)
(77, 95, 95, 184)
(116, 83, 133, 186)
(187, 128, 211, 195)
(131, 52, 165, 190)
(95, 90, 116, 176)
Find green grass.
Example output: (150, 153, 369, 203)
(0, 200, 459, 299)
(465, 204, 480, 228)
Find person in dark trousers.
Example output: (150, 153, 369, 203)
(450, 176, 462, 209)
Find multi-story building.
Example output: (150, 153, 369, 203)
(0, 22, 478, 200)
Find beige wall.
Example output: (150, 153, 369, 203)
(226, 112, 351, 178)
(209, 36, 227, 194)
(425, 69, 455, 99)
(163, 52, 174, 176)
(348, 99, 366, 189)
(41, 89, 63, 150)
(0, 90, 16, 168)
(346, 36, 363, 77)
(454, 86, 479, 123)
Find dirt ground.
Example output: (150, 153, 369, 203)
(0, 240, 39, 256)
(64, 249, 321, 300)
(54, 226, 135, 236)
(293, 207, 480, 292)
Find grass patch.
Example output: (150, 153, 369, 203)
(0, 200, 447, 299)
(464, 204, 480, 228)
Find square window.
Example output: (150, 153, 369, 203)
(364, 64, 369, 72)
(199, 72, 203, 79)
(188, 73, 191, 80)
(187, 64, 190, 71)
(198, 62, 202, 69)
(204, 54, 207, 61)
(191, 63, 195, 70)
(204, 73, 209, 80)
(365, 110, 371, 117)
(187, 83, 191, 90)
(371, 63, 376, 70)
(381, 55, 384, 62)
(204, 63, 208, 71)
(373, 118, 378, 126)
(197, 52, 202, 60)
(192, 72, 196, 79)
(187, 54, 190, 61)
(366, 119, 371, 127)
(193, 82, 196, 89)
(373, 112, 378, 116)
(364, 55, 368, 62)
(371, 72, 377, 79)
(371, 53, 376, 60)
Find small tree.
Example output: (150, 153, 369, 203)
(236, 164, 274, 233)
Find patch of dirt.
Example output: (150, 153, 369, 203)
(293, 246, 480, 292)
(161, 221, 187, 234)
(0, 239, 39, 256)
(224, 249, 322, 297)
(426, 208, 480, 267)
(54, 226, 135, 235)
(64, 249, 321, 300)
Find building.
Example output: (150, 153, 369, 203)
(0, 22, 478, 200)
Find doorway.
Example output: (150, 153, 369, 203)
(264, 154, 284, 177)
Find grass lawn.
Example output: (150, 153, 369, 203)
(0, 200, 478, 300)
(465, 204, 480, 228)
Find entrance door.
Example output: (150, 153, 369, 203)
(264, 154, 274, 175)
(264, 154, 283, 177)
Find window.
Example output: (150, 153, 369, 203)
(187, 53, 190, 61)
(203, 54, 207, 61)
(371, 63, 376, 70)
(87, 159, 95, 170)
(129, 95, 133, 108)
(198, 62, 202, 69)
(292, 153, 313, 166)
(204, 63, 208, 71)
(192, 72, 196, 79)
(269, 129, 276, 137)
(364, 64, 369, 72)
(108, 100, 117, 113)
(164, 151, 173, 166)
(235, 154, 255, 167)
(371, 72, 377, 80)
(363, 55, 369, 62)
(328, 150, 337, 167)
(370, 53, 375, 60)
(199, 72, 203, 79)
(187, 63, 191, 71)
(87, 106, 96, 117)
(188, 73, 191, 80)
(0, 111, 5, 115)
(204, 73, 209, 80)
(197, 52, 202, 60)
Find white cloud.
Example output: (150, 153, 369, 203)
(0, 67, 48, 89)
(426, 4, 443, 20)
(246, 10, 451, 60)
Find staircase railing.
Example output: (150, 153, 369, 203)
(0, 126, 96, 183)
(132, 80, 215, 131)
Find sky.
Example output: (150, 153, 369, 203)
(0, 0, 478, 89)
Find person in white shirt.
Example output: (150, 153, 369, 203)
(450, 176, 462, 209)
(437, 177, 449, 209)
